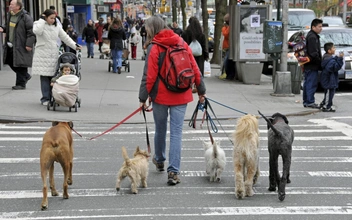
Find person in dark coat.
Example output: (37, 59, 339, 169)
(82, 19, 98, 58)
(67, 25, 78, 53)
(181, 17, 209, 77)
(172, 21, 183, 36)
(0, 0, 35, 90)
(319, 42, 344, 112)
(108, 18, 126, 74)
(303, 18, 323, 109)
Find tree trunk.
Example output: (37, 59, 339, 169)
(229, 0, 237, 5)
(201, 0, 208, 52)
(210, 0, 227, 64)
(180, 0, 187, 30)
(172, 0, 177, 22)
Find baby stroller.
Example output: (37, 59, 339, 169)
(99, 38, 111, 59)
(47, 51, 82, 112)
(108, 41, 130, 73)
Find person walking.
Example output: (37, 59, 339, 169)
(66, 25, 78, 53)
(0, 0, 35, 90)
(82, 19, 98, 58)
(303, 18, 323, 109)
(319, 42, 344, 112)
(172, 21, 183, 36)
(181, 16, 208, 93)
(31, 9, 81, 105)
(95, 17, 104, 53)
(138, 16, 206, 185)
(219, 13, 236, 80)
(108, 18, 126, 74)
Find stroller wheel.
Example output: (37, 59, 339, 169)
(128, 62, 130, 72)
(108, 61, 112, 72)
(53, 102, 56, 111)
(100, 54, 104, 59)
(74, 103, 78, 112)
(69, 107, 71, 112)
(47, 102, 50, 111)
(78, 98, 81, 108)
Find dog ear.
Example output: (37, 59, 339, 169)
(68, 121, 73, 129)
(282, 115, 289, 124)
(52, 121, 59, 126)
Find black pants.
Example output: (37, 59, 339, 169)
(99, 42, 103, 52)
(321, 88, 335, 109)
(6, 48, 30, 87)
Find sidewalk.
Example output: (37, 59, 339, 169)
(0, 46, 320, 124)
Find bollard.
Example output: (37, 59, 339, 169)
(271, 71, 294, 97)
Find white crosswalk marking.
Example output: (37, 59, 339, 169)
(0, 119, 352, 219)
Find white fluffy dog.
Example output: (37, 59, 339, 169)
(203, 141, 226, 182)
(233, 114, 260, 199)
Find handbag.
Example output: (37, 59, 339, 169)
(204, 60, 211, 78)
(189, 39, 202, 57)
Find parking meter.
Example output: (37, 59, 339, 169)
(263, 20, 283, 54)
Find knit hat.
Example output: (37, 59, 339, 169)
(60, 63, 72, 69)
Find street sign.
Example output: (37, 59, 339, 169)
(67, 5, 74, 13)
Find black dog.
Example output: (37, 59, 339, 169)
(258, 111, 294, 201)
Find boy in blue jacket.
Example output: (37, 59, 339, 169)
(319, 42, 344, 112)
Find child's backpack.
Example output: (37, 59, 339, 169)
(288, 33, 310, 65)
(153, 40, 195, 93)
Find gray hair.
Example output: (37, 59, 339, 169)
(144, 16, 168, 46)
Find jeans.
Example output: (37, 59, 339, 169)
(223, 50, 236, 79)
(153, 102, 187, 174)
(303, 69, 319, 106)
(86, 42, 94, 57)
(40, 75, 53, 103)
(321, 88, 335, 109)
(111, 49, 122, 72)
(6, 47, 30, 87)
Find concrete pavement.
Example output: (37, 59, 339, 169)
(0, 46, 319, 124)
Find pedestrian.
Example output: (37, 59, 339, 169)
(123, 18, 130, 41)
(103, 16, 112, 38)
(95, 17, 105, 53)
(303, 18, 323, 109)
(140, 22, 146, 46)
(82, 19, 98, 58)
(172, 21, 183, 36)
(181, 16, 209, 92)
(49, 5, 61, 23)
(130, 32, 140, 60)
(108, 17, 126, 74)
(219, 13, 236, 80)
(138, 16, 206, 186)
(0, 0, 36, 90)
(66, 25, 78, 53)
(31, 9, 81, 106)
(319, 42, 344, 112)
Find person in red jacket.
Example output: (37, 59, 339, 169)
(95, 17, 104, 53)
(139, 16, 206, 186)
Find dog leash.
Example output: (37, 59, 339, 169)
(206, 97, 248, 115)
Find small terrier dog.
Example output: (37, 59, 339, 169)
(233, 114, 260, 199)
(116, 146, 150, 194)
(203, 141, 226, 182)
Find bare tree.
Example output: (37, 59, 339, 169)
(172, 0, 177, 22)
(180, 0, 187, 30)
(201, 0, 209, 52)
(210, 0, 227, 64)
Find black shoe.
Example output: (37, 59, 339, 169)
(118, 67, 121, 74)
(87, 55, 90, 58)
(322, 107, 336, 112)
(304, 103, 320, 109)
(91, 56, 94, 58)
(167, 172, 180, 185)
(152, 157, 165, 172)
(12, 85, 26, 90)
(26, 75, 32, 82)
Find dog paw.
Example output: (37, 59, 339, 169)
(287, 178, 291, 184)
(67, 178, 72, 185)
(41, 205, 48, 211)
(235, 192, 245, 199)
(216, 177, 221, 182)
(278, 192, 286, 201)
(51, 191, 59, 196)
(132, 190, 138, 194)
(63, 194, 69, 199)
(116, 187, 120, 191)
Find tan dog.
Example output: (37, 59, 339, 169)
(40, 121, 73, 210)
(116, 146, 150, 194)
(233, 114, 260, 199)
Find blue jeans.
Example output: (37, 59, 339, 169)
(152, 102, 187, 174)
(86, 42, 94, 57)
(111, 49, 122, 72)
(303, 69, 318, 106)
(40, 75, 53, 103)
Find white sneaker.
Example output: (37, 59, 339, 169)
(42, 101, 49, 106)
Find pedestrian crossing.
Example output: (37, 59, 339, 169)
(0, 118, 352, 219)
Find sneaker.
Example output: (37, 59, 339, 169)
(26, 75, 32, 82)
(42, 101, 49, 106)
(322, 107, 336, 112)
(12, 85, 26, 90)
(152, 157, 165, 172)
(219, 73, 227, 80)
(304, 103, 320, 109)
(167, 172, 180, 185)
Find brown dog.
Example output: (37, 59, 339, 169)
(40, 121, 74, 210)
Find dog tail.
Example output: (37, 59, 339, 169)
(258, 110, 281, 137)
(212, 142, 218, 158)
(121, 147, 132, 166)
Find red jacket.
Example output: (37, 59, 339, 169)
(139, 29, 206, 106)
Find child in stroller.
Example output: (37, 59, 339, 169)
(47, 52, 81, 112)
(99, 38, 111, 59)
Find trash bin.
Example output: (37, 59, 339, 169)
(287, 62, 303, 94)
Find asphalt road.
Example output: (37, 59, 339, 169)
(0, 113, 352, 219)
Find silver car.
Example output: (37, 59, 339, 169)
(288, 27, 352, 83)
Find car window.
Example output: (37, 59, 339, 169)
(319, 31, 352, 46)
(273, 10, 316, 30)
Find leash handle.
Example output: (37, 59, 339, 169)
(142, 107, 151, 154)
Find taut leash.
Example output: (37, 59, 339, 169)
(206, 97, 248, 115)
